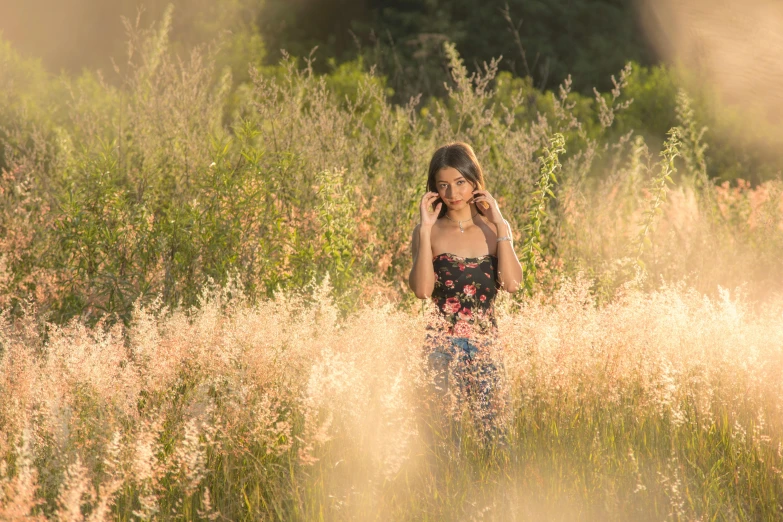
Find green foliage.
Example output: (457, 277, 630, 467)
(632, 128, 681, 268)
(2, 11, 783, 323)
(315, 168, 360, 297)
(614, 63, 679, 142)
(258, 0, 654, 100)
(674, 89, 708, 184)
(521, 133, 565, 296)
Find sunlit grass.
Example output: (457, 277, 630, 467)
(1, 280, 781, 520)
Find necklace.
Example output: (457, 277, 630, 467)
(444, 211, 478, 233)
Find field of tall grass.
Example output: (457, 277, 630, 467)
(1, 10, 783, 521)
(2, 281, 782, 520)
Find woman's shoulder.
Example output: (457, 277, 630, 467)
(411, 220, 446, 236)
(412, 218, 449, 233)
(411, 220, 447, 258)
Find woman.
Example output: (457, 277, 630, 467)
(409, 142, 522, 437)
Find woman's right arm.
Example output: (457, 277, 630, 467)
(408, 192, 441, 299)
(409, 224, 435, 298)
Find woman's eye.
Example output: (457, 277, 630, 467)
(457, 180, 464, 185)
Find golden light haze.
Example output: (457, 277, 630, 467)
(0, 0, 250, 72)
(641, 0, 783, 148)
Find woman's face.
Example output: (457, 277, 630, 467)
(435, 167, 475, 212)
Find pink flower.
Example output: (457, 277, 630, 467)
(458, 263, 466, 271)
(452, 320, 472, 337)
(443, 297, 461, 314)
(465, 262, 479, 268)
(445, 280, 454, 288)
(463, 284, 476, 296)
(485, 272, 492, 279)
(458, 307, 473, 321)
(480, 294, 487, 302)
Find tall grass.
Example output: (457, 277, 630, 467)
(1, 11, 783, 521)
(1, 280, 781, 520)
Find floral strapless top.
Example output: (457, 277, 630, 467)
(430, 253, 499, 337)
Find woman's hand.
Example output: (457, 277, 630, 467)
(420, 191, 442, 228)
(471, 189, 504, 224)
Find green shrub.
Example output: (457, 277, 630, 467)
(1, 14, 783, 323)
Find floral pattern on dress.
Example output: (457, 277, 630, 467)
(431, 253, 499, 336)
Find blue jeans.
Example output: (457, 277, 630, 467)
(426, 335, 505, 438)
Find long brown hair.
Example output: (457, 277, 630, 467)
(426, 142, 486, 218)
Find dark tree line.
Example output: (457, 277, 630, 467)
(259, 0, 657, 98)
(1, 0, 656, 99)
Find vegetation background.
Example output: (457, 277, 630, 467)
(0, 1, 782, 520)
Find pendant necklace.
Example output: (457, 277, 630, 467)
(444, 211, 478, 233)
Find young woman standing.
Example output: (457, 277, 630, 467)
(409, 142, 522, 437)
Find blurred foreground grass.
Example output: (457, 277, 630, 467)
(1, 280, 782, 520)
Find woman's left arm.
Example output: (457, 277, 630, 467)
(472, 190, 523, 293)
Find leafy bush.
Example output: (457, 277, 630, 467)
(1, 13, 782, 324)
